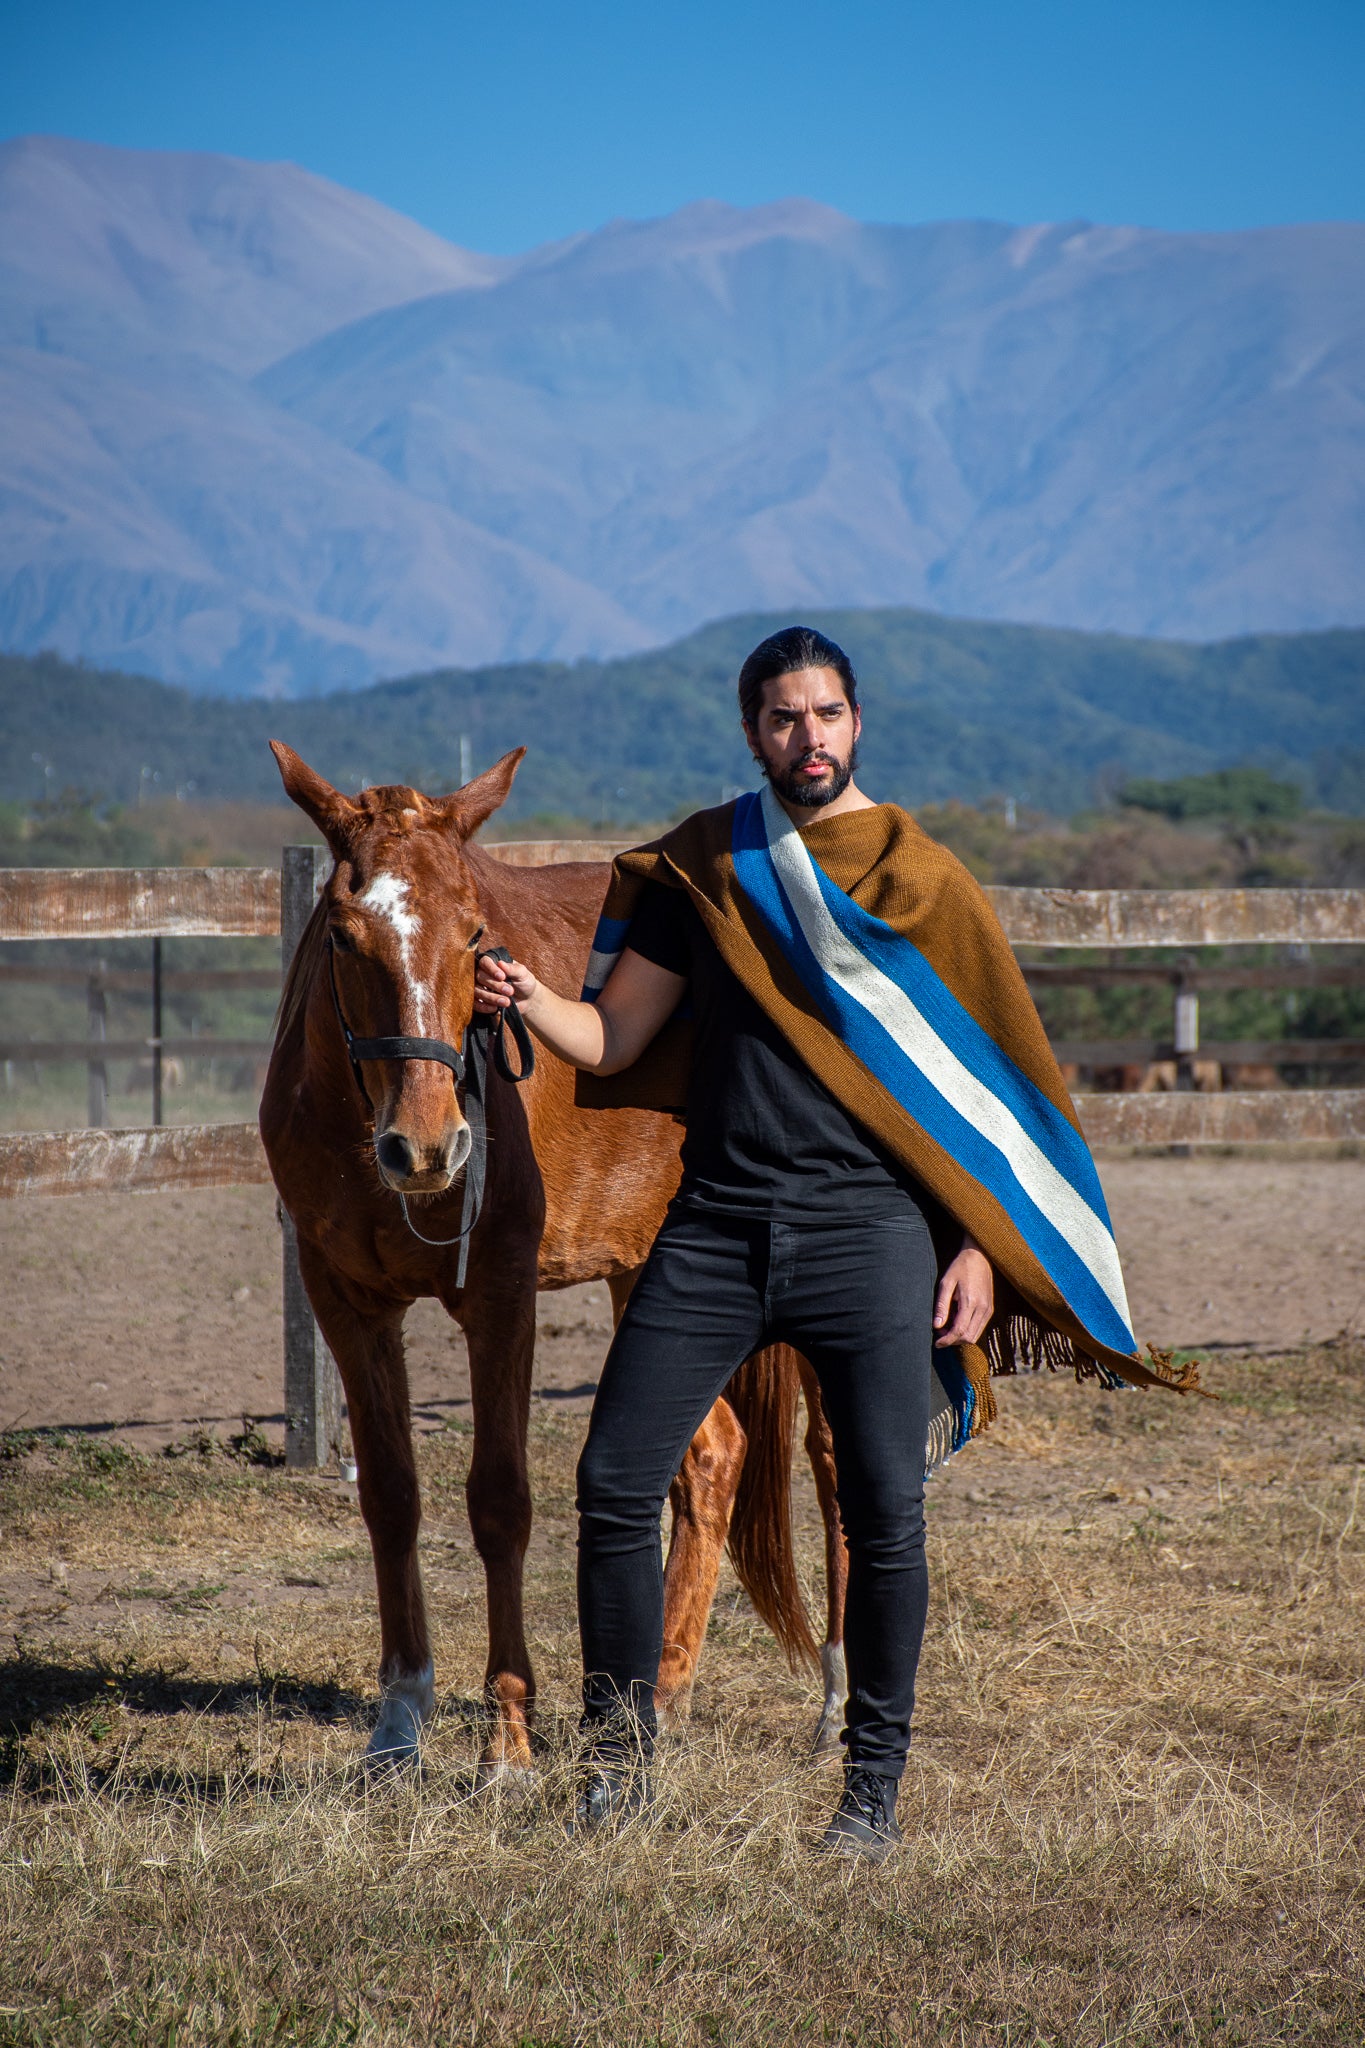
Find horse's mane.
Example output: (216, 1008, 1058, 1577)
(275, 891, 331, 1047)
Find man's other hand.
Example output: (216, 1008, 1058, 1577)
(933, 1243, 994, 1348)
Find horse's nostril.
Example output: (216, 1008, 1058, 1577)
(376, 1130, 416, 1181)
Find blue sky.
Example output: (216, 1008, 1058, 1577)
(5, 0, 1363, 252)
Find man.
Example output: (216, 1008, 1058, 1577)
(475, 625, 1190, 1860)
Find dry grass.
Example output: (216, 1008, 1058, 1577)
(2, 1341, 1362, 2046)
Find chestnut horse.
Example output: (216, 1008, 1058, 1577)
(261, 742, 849, 1779)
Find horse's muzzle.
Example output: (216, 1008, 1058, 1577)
(375, 1118, 473, 1193)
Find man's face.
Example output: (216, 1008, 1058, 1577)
(745, 665, 861, 808)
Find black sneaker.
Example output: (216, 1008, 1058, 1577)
(567, 1758, 654, 1837)
(818, 1766, 903, 1863)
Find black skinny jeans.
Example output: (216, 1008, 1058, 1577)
(576, 1201, 937, 1781)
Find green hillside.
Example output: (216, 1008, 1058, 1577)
(4, 608, 1363, 820)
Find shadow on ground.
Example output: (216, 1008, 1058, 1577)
(0, 1650, 364, 1740)
(0, 1653, 510, 1800)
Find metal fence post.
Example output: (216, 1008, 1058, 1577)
(279, 844, 344, 1470)
(87, 963, 107, 1127)
(151, 937, 164, 1127)
(1171, 959, 1200, 1159)
(1173, 964, 1200, 1089)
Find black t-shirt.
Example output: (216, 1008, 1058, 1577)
(624, 880, 932, 1221)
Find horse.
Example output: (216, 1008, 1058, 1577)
(260, 742, 849, 1780)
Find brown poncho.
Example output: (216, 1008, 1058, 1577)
(576, 788, 1200, 1456)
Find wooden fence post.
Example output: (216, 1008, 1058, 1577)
(279, 845, 343, 1470)
(281, 1207, 343, 1470)
(87, 964, 107, 1128)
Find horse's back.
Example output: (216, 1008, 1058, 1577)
(467, 848, 611, 983)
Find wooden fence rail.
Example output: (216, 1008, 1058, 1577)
(0, 867, 281, 940)
(0, 1036, 272, 1063)
(6, 865, 1365, 948)
(988, 886, 1365, 949)
(1076, 1089, 1365, 1147)
(0, 963, 280, 991)
(0, 1121, 272, 1198)
(4, 852, 1364, 1468)
(5, 1088, 1364, 1203)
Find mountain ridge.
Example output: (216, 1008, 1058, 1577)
(2, 136, 1362, 695)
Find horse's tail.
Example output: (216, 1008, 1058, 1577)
(724, 1343, 820, 1672)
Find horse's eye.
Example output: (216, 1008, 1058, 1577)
(467, 925, 486, 951)
(330, 927, 355, 954)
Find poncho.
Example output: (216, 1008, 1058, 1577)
(576, 786, 1201, 1465)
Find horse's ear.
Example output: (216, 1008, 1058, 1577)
(441, 747, 526, 840)
(269, 741, 359, 853)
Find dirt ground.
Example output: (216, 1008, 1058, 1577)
(2, 1328, 1361, 2042)
(2, 1152, 1363, 2042)
(1, 1151, 1362, 1450)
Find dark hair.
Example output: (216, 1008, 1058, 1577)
(737, 626, 858, 728)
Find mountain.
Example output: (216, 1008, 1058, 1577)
(0, 137, 641, 695)
(4, 609, 1362, 819)
(2, 138, 1363, 695)
(0, 131, 503, 376)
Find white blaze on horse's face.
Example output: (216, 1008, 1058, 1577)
(359, 872, 432, 1034)
(356, 866, 471, 1193)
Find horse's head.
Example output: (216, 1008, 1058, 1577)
(270, 740, 525, 1194)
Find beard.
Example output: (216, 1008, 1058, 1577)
(759, 741, 858, 808)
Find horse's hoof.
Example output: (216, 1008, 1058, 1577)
(472, 1759, 538, 1800)
(808, 1643, 847, 1761)
(364, 1659, 434, 1773)
(655, 1672, 694, 1734)
(808, 1714, 844, 1760)
(361, 1737, 420, 1782)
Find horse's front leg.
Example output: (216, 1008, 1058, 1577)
(457, 1260, 538, 1787)
(797, 1353, 849, 1757)
(296, 1239, 433, 1769)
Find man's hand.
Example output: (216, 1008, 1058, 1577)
(470, 945, 683, 1076)
(474, 952, 538, 1015)
(933, 1235, 994, 1348)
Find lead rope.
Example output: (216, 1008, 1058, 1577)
(395, 947, 535, 1282)
(395, 1007, 489, 1269)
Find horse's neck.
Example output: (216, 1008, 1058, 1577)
(467, 848, 605, 993)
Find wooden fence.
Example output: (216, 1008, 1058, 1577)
(3, 852, 1363, 1466)
(4, 871, 1363, 1110)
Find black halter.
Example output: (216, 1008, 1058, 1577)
(326, 935, 535, 1284)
